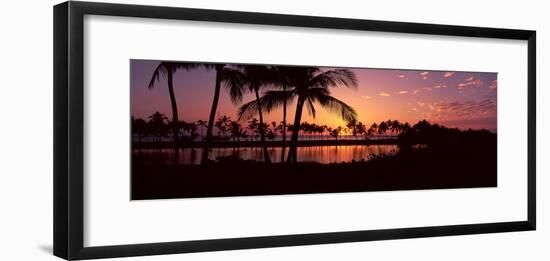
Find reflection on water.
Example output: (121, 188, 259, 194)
(133, 145, 399, 165)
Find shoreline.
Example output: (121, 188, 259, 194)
(132, 138, 400, 149)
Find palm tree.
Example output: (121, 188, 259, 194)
(229, 121, 246, 142)
(321, 125, 328, 140)
(356, 122, 366, 139)
(246, 67, 358, 163)
(368, 123, 378, 139)
(196, 120, 207, 139)
(131, 117, 147, 144)
(201, 63, 249, 164)
(378, 121, 388, 138)
(269, 67, 293, 161)
(148, 112, 168, 144)
(233, 65, 281, 163)
(148, 62, 202, 148)
(247, 118, 259, 141)
(266, 123, 276, 141)
(400, 122, 411, 134)
(179, 120, 198, 141)
(214, 115, 231, 138)
(346, 119, 358, 140)
(329, 126, 343, 140)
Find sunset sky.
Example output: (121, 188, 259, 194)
(131, 60, 497, 132)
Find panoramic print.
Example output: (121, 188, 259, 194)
(130, 60, 497, 199)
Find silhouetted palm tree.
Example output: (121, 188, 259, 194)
(247, 118, 259, 142)
(233, 65, 281, 163)
(245, 67, 358, 163)
(148, 112, 168, 144)
(132, 116, 147, 144)
(148, 62, 202, 148)
(321, 125, 328, 140)
(201, 63, 258, 163)
(329, 126, 343, 140)
(271, 66, 294, 161)
(179, 120, 198, 141)
(356, 122, 366, 139)
(229, 121, 246, 142)
(400, 122, 411, 134)
(368, 123, 378, 139)
(196, 120, 207, 139)
(214, 115, 231, 138)
(347, 119, 358, 140)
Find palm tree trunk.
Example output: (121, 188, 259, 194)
(255, 87, 271, 163)
(201, 65, 224, 164)
(167, 71, 179, 161)
(280, 85, 287, 162)
(287, 96, 305, 163)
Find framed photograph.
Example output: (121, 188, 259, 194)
(54, 1, 536, 260)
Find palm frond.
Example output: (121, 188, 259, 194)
(305, 98, 317, 118)
(148, 63, 168, 89)
(221, 68, 246, 104)
(260, 90, 296, 113)
(309, 69, 358, 89)
(237, 90, 295, 121)
(237, 99, 261, 121)
(315, 93, 358, 122)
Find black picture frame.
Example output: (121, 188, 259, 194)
(54, 1, 536, 260)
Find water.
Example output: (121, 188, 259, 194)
(133, 144, 399, 165)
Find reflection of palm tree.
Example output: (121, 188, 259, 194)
(148, 62, 200, 148)
(247, 67, 358, 163)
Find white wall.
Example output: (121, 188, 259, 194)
(0, 0, 547, 260)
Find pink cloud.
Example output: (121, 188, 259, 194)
(489, 80, 497, 90)
(457, 77, 482, 90)
(412, 98, 496, 125)
(443, 72, 455, 78)
(398, 90, 408, 94)
(379, 92, 391, 97)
